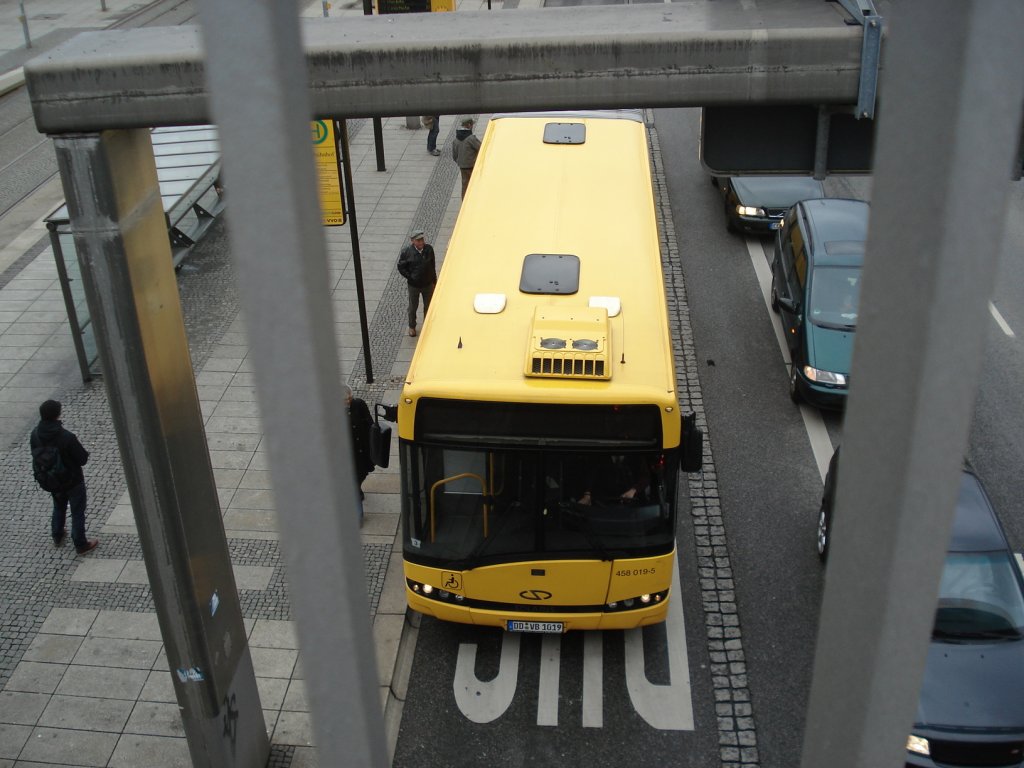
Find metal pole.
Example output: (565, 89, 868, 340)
(813, 106, 829, 180)
(196, 0, 388, 764)
(372, 118, 387, 171)
(100, 0, 107, 11)
(18, 1, 31, 49)
(800, 3, 1024, 767)
(361, 0, 388, 171)
(53, 130, 267, 767)
(339, 119, 375, 384)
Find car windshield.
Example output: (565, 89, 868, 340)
(933, 552, 1024, 641)
(808, 266, 861, 329)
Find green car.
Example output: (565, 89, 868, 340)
(770, 198, 869, 408)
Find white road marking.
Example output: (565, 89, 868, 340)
(990, 302, 1016, 338)
(1015, 553, 1024, 576)
(537, 634, 561, 726)
(452, 560, 695, 730)
(453, 632, 521, 723)
(624, 564, 695, 730)
(747, 237, 834, 481)
(582, 631, 603, 728)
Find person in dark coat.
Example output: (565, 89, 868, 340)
(30, 400, 98, 554)
(344, 385, 375, 517)
(452, 116, 482, 199)
(397, 229, 438, 337)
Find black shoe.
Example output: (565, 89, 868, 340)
(53, 531, 66, 547)
(76, 539, 99, 555)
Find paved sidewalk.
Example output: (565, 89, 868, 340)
(0, 1, 498, 765)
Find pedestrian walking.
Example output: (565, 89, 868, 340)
(397, 229, 438, 337)
(343, 385, 375, 520)
(452, 116, 482, 198)
(423, 115, 441, 156)
(30, 400, 98, 554)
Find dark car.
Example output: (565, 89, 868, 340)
(714, 175, 825, 235)
(817, 451, 1024, 767)
(771, 198, 869, 408)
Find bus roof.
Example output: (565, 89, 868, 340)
(403, 112, 677, 409)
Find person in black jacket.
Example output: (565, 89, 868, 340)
(30, 400, 98, 554)
(452, 116, 482, 199)
(343, 385, 375, 523)
(397, 229, 438, 337)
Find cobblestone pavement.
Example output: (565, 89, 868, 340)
(2, 28, 761, 757)
(0, 93, 462, 764)
(649, 123, 761, 767)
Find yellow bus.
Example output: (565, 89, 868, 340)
(398, 111, 702, 633)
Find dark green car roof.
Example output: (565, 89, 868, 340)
(799, 198, 870, 266)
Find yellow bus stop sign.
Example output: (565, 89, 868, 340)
(312, 120, 345, 226)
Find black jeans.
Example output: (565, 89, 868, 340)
(52, 481, 87, 548)
(408, 282, 435, 329)
(427, 116, 440, 152)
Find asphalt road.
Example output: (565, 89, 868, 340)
(394, 106, 1024, 768)
(654, 105, 1024, 767)
(3, 1, 1021, 763)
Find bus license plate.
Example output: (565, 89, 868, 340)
(507, 620, 563, 633)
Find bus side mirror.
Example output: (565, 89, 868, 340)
(370, 403, 397, 469)
(680, 412, 703, 473)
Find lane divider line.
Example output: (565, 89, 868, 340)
(990, 302, 1016, 338)
(746, 236, 833, 482)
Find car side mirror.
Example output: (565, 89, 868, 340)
(778, 296, 800, 314)
(680, 412, 703, 473)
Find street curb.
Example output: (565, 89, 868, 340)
(384, 608, 421, 765)
(0, 67, 25, 97)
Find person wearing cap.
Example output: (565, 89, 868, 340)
(452, 116, 482, 199)
(30, 400, 98, 554)
(397, 229, 438, 337)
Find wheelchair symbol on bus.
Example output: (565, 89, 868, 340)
(442, 572, 462, 591)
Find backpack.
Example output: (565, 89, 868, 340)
(31, 432, 74, 493)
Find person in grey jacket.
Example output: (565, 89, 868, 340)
(452, 117, 482, 199)
(397, 229, 437, 336)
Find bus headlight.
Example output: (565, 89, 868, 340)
(606, 590, 668, 612)
(422, 584, 433, 595)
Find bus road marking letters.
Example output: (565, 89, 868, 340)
(452, 565, 694, 730)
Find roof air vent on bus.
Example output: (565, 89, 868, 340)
(543, 123, 586, 145)
(540, 337, 567, 350)
(473, 293, 506, 314)
(525, 307, 610, 381)
(589, 296, 621, 318)
(520, 254, 580, 295)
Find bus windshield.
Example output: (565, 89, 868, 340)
(401, 443, 678, 567)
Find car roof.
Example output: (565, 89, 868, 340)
(948, 469, 1008, 553)
(826, 450, 1007, 554)
(730, 176, 824, 205)
(798, 198, 869, 267)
